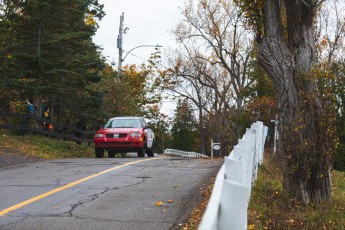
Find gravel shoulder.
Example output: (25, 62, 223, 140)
(0, 147, 42, 168)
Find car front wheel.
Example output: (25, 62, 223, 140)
(95, 148, 104, 158)
(137, 145, 146, 158)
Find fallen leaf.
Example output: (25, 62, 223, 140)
(155, 201, 164, 206)
(248, 224, 255, 230)
(167, 200, 174, 203)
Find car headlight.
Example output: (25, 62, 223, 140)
(130, 132, 141, 137)
(94, 133, 104, 138)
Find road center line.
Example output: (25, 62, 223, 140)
(0, 157, 160, 217)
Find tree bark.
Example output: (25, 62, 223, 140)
(257, 0, 333, 204)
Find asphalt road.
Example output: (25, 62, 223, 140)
(0, 154, 222, 230)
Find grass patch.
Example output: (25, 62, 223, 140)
(248, 154, 345, 229)
(182, 153, 345, 230)
(0, 130, 94, 159)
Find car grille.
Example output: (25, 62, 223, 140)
(101, 142, 133, 146)
(106, 133, 127, 138)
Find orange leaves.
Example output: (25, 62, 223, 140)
(155, 201, 164, 206)
(85, 13, 97, 26)
(248, 224, 255, 230)
(319, 37, 329, 49)
(234, 0, 265, 36)
(245, 96, 278, 122)
(155, 199, 174, 206)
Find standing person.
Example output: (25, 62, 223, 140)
(25, 98, 35, 131)
(43, 107, 51, 130)
(44, 108, 49, 119)
(26, 98, 35, 115)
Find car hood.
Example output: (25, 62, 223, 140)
(98, 128, 142, 133)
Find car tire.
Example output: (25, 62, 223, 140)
(108, 150, 116, 158)
(95, 148, 104, 158)
(147, 142, 154, 157)
(137, 145, 145, 158)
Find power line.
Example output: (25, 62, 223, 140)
(124, 52, 147, 62)
(124, 52, 170, 69)
(113, 0, 123, 12)
(104, 56, 117, 68)
(97, 33, 117, 46)
(124, 23, 175, 40)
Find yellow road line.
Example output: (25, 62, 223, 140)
(0, 157, 160, 217)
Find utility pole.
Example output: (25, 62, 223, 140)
(116, 12, 161, 75)
(117, 12, 124, 75)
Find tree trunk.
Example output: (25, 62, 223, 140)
(257, 0, 334, 204)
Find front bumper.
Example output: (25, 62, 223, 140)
(94, 137, 144, 152)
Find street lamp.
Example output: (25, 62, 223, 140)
(117, 44, 162, 75)
(122, 45, 162, 63)
(116, 13, 162, 75)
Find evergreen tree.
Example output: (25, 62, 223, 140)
(0, 0, 105, 123)
(170, 99, 199, 152)
(0, 0, 21, 112)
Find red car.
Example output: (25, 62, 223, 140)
(93, 116, 155, 158)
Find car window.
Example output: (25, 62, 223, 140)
(127, 119, 142, 128)
(141, 118, 147, 128)
(105, 119, 142, 128)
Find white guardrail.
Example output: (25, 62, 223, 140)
(164, 149, 209, 158)
(199, 121, 268, 230)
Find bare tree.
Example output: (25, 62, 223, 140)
(316, 0, 345, 64)
(168, 0, 254, 156)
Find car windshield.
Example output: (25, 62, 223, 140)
(105, 118, 142, 128)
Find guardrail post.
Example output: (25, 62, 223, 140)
(224, 155, 246, 184)
(199, 121, 268, 230)
(164, 149, 208, 158)
(199, 165, 225, 230)
(218, 179, 250, 230)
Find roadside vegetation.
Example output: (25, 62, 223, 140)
(0, 130, 94, 159)
(182, 153, 345, 230)
(248, 154, 345, 230)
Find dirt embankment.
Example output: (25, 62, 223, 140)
(0, 147, 41, 168)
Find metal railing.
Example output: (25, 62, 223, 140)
(164, 149, 209, 158)
(199, 121, 268, 230)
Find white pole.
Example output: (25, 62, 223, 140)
(271, 119, 278, 155)
(211, 138, 214, 158)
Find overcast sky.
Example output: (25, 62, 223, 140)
(93, 0, 186, 67)
(92, 1, 345, 117)
(92, 0, 188, 116)
(92, 1, 345, 68)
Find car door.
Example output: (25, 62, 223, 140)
(142, 118, 154, 148)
